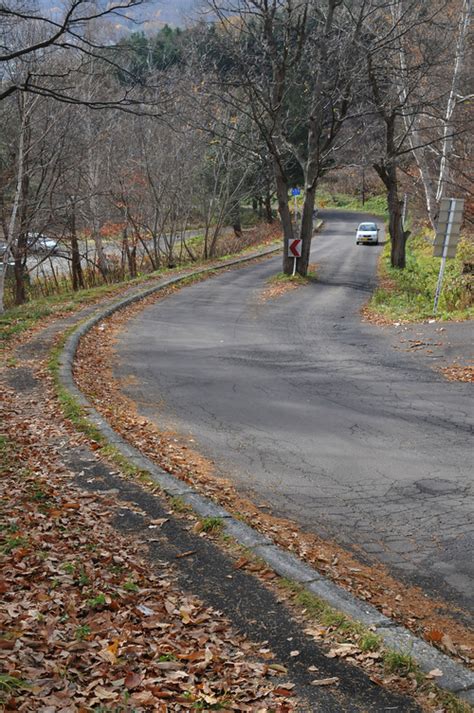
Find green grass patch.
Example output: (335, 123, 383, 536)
(75, 569, 90, 587)
(316, 190, 388, 218)
(435, 692, 474, 713)
(48, 331, 157, 486)
(368, 232, 474, 322)
(74, 625, 91, 641)
(185, 234, 204, 251)
(48, 330, 107, 440)
(199, 516, 224, 533)
(99, 444, 152, 483)
(169, 496, 191, 513)
(0, 281, 129, 346)
(279, 579, 362, 635)
(267, 267, 316, 286)
(0, 535, 29, 555)
(359, 631, 382, 652)
(122, 578, 140, 593)
(241, 207, 262, 228)
(293, 586, 360, 634)
(87, 593, 107, 609)
(192, 699, 231, 711)
(383, 650, 418, 676)
(0, 674, 31, 694)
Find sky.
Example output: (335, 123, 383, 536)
(40, 0, 199, 33)
(130, 0, 197, 29)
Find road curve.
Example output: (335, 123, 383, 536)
(116, 210, 473, 619)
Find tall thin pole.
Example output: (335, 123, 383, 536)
(402, 193, 408, 230)
(433, 199, 455, 313)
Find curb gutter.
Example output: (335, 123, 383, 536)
(58, 244, 474, 705)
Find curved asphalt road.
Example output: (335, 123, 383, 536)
(116, 210, 473, 620)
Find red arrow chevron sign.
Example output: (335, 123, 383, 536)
(288, 239, 302, 258)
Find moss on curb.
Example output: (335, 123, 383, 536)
(276, 579, 472, 713)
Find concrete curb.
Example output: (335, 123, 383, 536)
(58, 245, 474, 704)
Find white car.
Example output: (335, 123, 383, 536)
(27, 232, 60, 253)
(0, 241, 14, 266)
(356, 222, 379, 245)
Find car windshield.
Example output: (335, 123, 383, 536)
(358, 223, 377, 231)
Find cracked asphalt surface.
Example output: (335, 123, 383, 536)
(116, 210, 474, 621)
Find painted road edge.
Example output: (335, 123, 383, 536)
(58, 242, 474, 704)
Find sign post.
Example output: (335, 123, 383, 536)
(290, 188, 302, 275)
(433, 198, 464, 313)
(288, 238, 302, 276)
(291, 188, 301, 228)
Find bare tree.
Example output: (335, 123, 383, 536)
(196, 0, 367, 275)
(0, 89, 73, 308)
(392, 0, 472, 227)
(362, 0, 468, 268)
(108, 109, 202, 271)
(0, 0, 147, 105)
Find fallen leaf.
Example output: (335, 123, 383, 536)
(311, 677, 339, 686)
(441, 634, 457, 655)
(124, 672, 143, 689)
(425, 629, 443, 643)
(93, 685, 119, 700)
(267, 663, 288, 674)
(234, 556, 249, 570)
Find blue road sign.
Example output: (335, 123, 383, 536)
(291, 188, 301, 196)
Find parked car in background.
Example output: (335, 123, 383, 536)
(27, 232, 60, 254)
(355, 222, 379, 245)
(0, 241, 15, 270)
(0, 241, 13, 260)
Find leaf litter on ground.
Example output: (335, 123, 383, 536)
(0, 388, 296, 712)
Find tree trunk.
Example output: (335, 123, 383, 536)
(13, 233, 28, 305)
(92, 227, 108, 280)
(70, 204, 84, 291)
(296, 186, 317, 276)
(274, 162, 294, 274)
(13, 142, 31, 306)
(265, 189, 273, 223)
(123, 227, 137, 278)
(382, 164, 410, 269)
(230, 200, 242, 238)
(374, 109, 410, 269)
(0, 264, 7, 312)
(129, 245, 137, 277)
(0, 107, 26, 314)
(209, 224, 221, 258)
